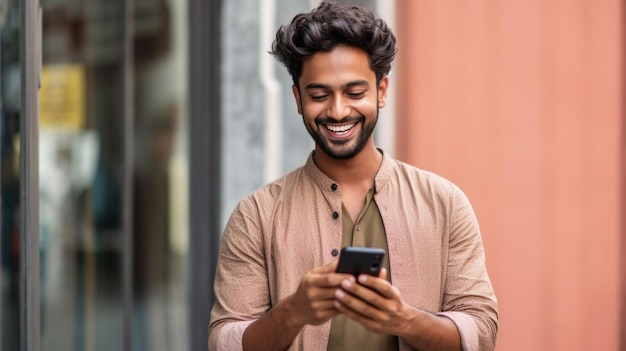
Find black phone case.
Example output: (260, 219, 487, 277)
(335, 246, 385, 277)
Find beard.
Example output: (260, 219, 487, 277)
(303, 110, 379, 160)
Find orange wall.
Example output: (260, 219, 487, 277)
(394, 1, 623, 350)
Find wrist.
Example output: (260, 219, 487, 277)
(396, 307, 462, 351)
(243, 296, 304, 351)
(274, 295, 306, 332)
(396, 305, 421, 338)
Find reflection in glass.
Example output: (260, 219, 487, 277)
(132, 0, 189, 349)
(39, 0, 126, 349)
(38, 0, 189, 350)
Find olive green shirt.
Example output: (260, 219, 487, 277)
(327, 189, 399, 351)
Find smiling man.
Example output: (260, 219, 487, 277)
(296, 45, 382, 161)
(208, 2, 498, 351)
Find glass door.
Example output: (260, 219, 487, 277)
(39, 0, 127, 349)
(0, 0, 219, 349)
(37, 0, 190, 349)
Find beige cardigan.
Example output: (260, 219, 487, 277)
(209, 151, 498, 350)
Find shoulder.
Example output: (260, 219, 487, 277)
(235, 165, 308, 214)
(377, 156, 476, 220)
(382, 156, 462, 196)
(222, 166, 309, 243)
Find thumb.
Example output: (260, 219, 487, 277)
(315, 259, 339, 274)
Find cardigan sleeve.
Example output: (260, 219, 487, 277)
(211, 320, 255, 351)
(438, 186, 499, 351)
(208, 197, 271, 351)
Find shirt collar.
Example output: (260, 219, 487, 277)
(303, 148, 394, 194)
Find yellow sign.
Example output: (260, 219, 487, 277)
(40, 63, 85, 130)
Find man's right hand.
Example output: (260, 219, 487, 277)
(284, 260, 350, 328)
(242, 260, 350, 351)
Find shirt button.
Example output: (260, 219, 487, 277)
(331, 249, 339, 256)
(355, 225, 361, 231)
(332, 211, 339, 219)
(331, 183, 338, 191)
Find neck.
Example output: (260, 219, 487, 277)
(313, 143, 382, 187)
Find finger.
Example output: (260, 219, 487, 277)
(311, 306, 342, 325)
(311, 298, 342, 311)
(356, 274, 398, 300)
(334, 300, 382, 333)
(333, 288, 384, 322)
(299, 268, 343, 292)
(314, 260, 338, 273)
(334, 299, 374, 323)
(339, 276, 403, 318)
(341, 277, 385, 305)
(321, 260, 357, 280)
(309, 264, 353, 289)
(314, 286, 349, 300)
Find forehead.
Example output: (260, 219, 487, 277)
(299, 45, 375, 89)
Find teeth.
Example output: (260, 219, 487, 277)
(326, 123, 356, 133)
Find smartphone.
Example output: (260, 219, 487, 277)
(335, 246, 385, 277)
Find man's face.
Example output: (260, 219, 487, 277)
(293, 45, 388, 160)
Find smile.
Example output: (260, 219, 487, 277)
(325, 123, 357, 136)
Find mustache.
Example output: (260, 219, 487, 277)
(315, 116, 364, 125)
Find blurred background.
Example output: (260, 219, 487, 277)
(1, 0, 624, 350)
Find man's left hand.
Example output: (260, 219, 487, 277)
(332, 268, 414, 336)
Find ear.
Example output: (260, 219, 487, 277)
(377, 76, 389, 109)
(292, 84, 303, 115)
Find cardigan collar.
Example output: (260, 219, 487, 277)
(303, 148, 394, 194)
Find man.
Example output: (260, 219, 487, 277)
(208, 2, 498, 350)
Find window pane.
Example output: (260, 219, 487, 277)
(39, 0, 126, 349)
(132, 0, 189, 349)
(38, 0, 190, 350)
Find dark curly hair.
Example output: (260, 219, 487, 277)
(270, 1, 397, 87)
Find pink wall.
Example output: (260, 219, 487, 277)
(394, 1, 624, 350)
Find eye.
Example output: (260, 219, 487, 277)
(347, 91, 365, 99)
(311, 94, 329, 101)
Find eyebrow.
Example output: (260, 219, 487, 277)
(304, 80, 370, 90)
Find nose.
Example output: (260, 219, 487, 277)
(327, 94, 351, 120)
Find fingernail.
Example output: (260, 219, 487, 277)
(358, 275, 368, 283)
(341, 280, 352, 289)
(335, 289, 345, 299)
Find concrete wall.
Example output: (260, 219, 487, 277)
(220, 0, 384, 227)
(221, 0, 311, 227)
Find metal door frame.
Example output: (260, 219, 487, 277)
(189, 0, 222, 350)
(20, 1, 40, 351)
